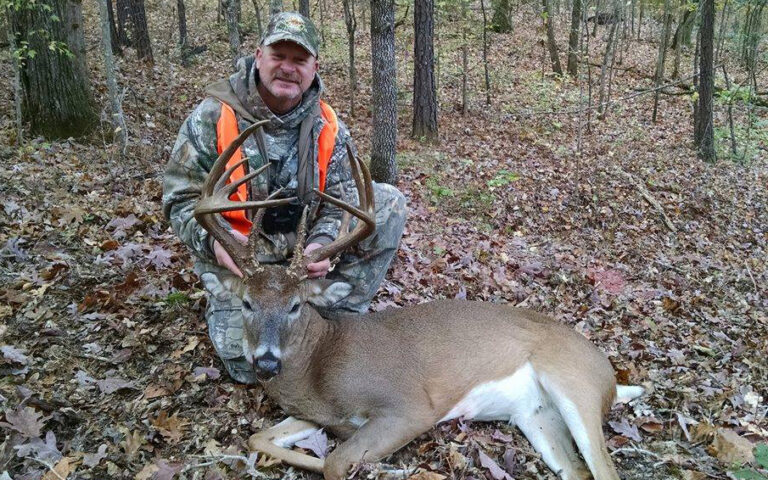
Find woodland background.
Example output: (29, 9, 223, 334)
(0, 0, 766, 478)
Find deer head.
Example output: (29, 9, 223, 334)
(194, 121, 376, 381)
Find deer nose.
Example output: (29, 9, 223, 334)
(255, 352, 281, 379)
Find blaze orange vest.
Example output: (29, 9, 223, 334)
(216, 101, 339, 235)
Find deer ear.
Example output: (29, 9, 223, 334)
(200, 272, 241, 302)
(307, 280, 353, 308)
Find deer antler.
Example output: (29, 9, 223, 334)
(194, 120, 296, 277)
(300, 144, 376, 266)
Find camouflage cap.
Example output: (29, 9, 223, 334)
(261, 12, 319, 57)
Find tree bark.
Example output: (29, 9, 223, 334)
(7, 25, 23, 143)
(696, 0, 715, 162)
(370, 0, 398, 184)
(8, 0, 98, 138)
(270, 0, 282, 18)
(177, 0, 188, 54)
(652, 0, 672, 122)
(567, 0, 582, 76)
(596, 0, 620, 116)
(222, 0, 242, 67)
(299, 0, 310, 17)
(98, 0, 127, 152)
(106, 0, 122, 55)
(116, 0, 132, 47)
(491, 0, 512, 32)
(128, 0, 153, 63)
(461, 0, 468, 114)
(542, 0, 563, 74)
(342, 0, 357, 116)
(480, 0, 491, 104)
(413, 0, 438, 141)
(252, 0, 264, 38)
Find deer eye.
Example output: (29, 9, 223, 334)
(242, 300, 253, 310)
(290, 302, 301, 314)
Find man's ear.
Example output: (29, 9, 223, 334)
(255, 47, 263, 69)
(307, 279, 352, 308)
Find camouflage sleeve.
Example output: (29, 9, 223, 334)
(162, 98, 222, 263)
(307, 119, 358, 246)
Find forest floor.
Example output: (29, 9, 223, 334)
(1, 2, 767, 480)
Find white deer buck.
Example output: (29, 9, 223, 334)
(194, 121, 644, 480)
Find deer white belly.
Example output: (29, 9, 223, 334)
(438, 362, 544, 425)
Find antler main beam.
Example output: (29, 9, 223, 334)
(194, 120, 296, 276)
(303, 145, 376, 265)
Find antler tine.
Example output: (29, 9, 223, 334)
(303, 145, 376, 265)
(288, 206, 311, 277)
(195, 119, 297, 277)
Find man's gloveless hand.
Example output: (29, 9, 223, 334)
(213, 230, 248, 278)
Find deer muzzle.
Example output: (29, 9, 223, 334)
(254, 351, 282, 380)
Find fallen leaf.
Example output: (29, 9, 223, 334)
(144, 384, 170, 399)
(193, 366, 221, 380)
(0, 406, 48, 438)
(134, 462, 158, 480)
(152, 411, 189, 444)
(295, 429, 329, 458)
(96, 377, 134, 394)
(609, 419, 642, 442)
(1, 345, 29, 365)
(121, 430, 145, 457)
(477, 450, 512, 480)
(154, 459, 183, 480)
(42, 457, 73, 480)
(83, 444, 108, 467)
(708, 428, 755, 465)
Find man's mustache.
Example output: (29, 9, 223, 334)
(274, 74, 300, 84)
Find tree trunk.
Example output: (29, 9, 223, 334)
(461, 0, 468, 114)
(596, 0, 620, 116)
(128, 0, 153, 62)
(116, 0, 132, 46)
(270, 0, 282, 18)
(299, 0, 310, 17)
(370, 0, 398, 184)
(567, 0, 581, 75)
(7, 26, 24, 143)
(652, 0, 672, 122)
(252, 0, 264, 38)
(481, 0, 491, 104)
(342, 0, 357, 116)
(8, 0, 98, 138)
(222, 0, 242, 66)
(177, 0, 188, 54)
(106, 0, 122, 55)
(318, 0, 326, 44)
(413, 0, 438, 141)
(696, 0, 715, 162)
(491, 0, 512, 32)
(98, 0, 127, 152)
(542, 0, 563, 74)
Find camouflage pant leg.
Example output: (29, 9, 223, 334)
(200, 273, 259, 385)
(324, 182, 407, 313)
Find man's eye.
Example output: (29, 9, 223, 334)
(243, 300, 252, 310)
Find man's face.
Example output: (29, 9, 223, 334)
(255, 41, 318, 113)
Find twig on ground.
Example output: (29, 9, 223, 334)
(744, 260, 758, 293)
(616, 168, 678, 233)
(611, 446, 663, 460)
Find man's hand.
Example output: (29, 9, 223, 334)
(304, 242, 331, 278)
(213, 230, 248, 278)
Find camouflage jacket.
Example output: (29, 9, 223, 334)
(162, 56, 356, 268)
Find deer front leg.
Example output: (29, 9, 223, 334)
(323, 414, 433, 480)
